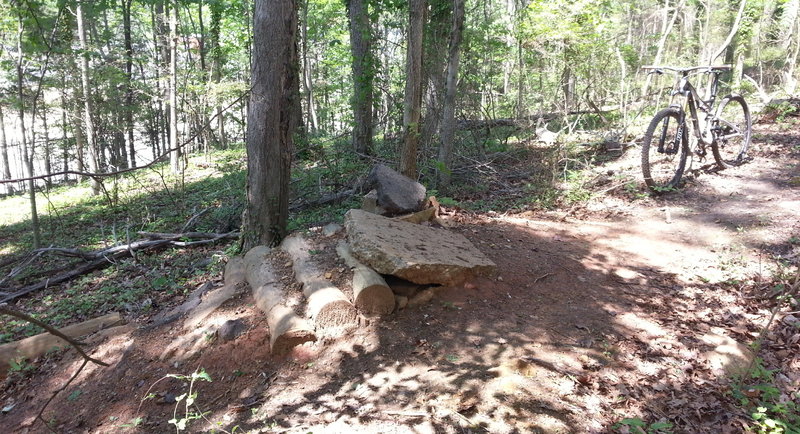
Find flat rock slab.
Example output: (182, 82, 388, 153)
(344, 209, 496, 285)
(366, 164, 426, 215)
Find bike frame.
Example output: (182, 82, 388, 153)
(667, 70, 722, 148)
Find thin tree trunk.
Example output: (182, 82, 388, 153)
(300, 1, 318, 132)
(0, 106, 13, 194)
(77, 0, 101, 194)
(15, 16, 41, 248)
(169, 1, 181, 173)
(60, 93, 69, 183)
(241, 0, 298, 250)
(709, 0, 748, 63)
(437, 0, 464, 189)
(400, 0, 426, 179)
(347, 0, 375, 155)
(209, 0, 226, 148)
(642, 0, 687, 98)
(123, 0, 136, 168)
(41, 109, 52, 187)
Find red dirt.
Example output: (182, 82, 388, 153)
(1, 121, 799, 433)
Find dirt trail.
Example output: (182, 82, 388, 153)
(1, 122, 798, 433)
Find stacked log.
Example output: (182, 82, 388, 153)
(280, 235, 358, 334)
(335, 241, 394, 315)
(243, 246, 316, 356)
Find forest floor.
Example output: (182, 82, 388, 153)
(1, 117, 799, 433)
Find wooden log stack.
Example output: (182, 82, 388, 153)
(280, 235, 358, 334)
(243, 246, 316, 356)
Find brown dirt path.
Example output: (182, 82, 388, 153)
(1, 121, 798, 433)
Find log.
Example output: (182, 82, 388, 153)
(280, 235, 358, 333)
(0, 312, 124, 374)
(243, 246, 316, 356)
(335, 241, 394, 315)
(393, 196, 440, 224)
(183, 257, 247, 329)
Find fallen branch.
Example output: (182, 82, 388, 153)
(0, 232, 237, 303)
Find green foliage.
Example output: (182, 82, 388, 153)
(730, 358, 800, 433)
(612, 417, 674, 433)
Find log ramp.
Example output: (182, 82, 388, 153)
(335, 241, 394, 315)
(243, 246, 317, 356)
(280, 235, 359, 335)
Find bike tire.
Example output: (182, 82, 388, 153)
(641, 107, 689, 192)
(712, 94, 751, 168)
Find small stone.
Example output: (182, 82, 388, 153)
(395, 295, 409, 310)
(322, 223, 343, 237)
(218, 319, 247, 342)
(408, 288, 435, 307)
(361, 190, 387, 215)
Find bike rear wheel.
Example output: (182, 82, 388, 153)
(712, 95, 751, 168)
(641, 107, 689, 191)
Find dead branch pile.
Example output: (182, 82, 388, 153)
(0, 231, 239, 303)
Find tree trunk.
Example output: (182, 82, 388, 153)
(77, 0, 101, 195)
(400, 0, 426, 179)
(300, 3, 318, 133)
(123, 0, 136, 168)
(60, 93, 69, 183)
(41, 109, 52, 187)
(241, 0, 299, 250)
(709, 0, 748, 63)
(347, 0, 375, 155)
(209, 0, 227, 148)
(169, 1, 181, 173)
(15, 16, 41, 248)
(0, 106, 13, 195)
(436, 0, 464, 189)
(72, 91, 86, 177)
(642, 0, 687, 98)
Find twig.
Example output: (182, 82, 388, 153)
(180, 207, 213, 233)
(532, 273, 553, 284)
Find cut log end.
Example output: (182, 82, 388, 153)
(267, 304, 317, 356)
(271, 329, 317, 358)
(313, 299, 359, 332)
(355, 284, 395, 315)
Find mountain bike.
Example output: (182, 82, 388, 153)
(640, 65, 752, 191)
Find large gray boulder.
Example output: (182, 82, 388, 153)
(365, 164, 426, 215)
(344, 209, 496, 285)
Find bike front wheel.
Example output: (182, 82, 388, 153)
(712, 95, 751, 168)
(641, 107, 689, 192)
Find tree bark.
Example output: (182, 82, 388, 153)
(168, 1, 181, 173)
(400, 0, 426, 179)
(347, 0, 375, 155)
(436, 0, 464, 189)
(209, 0, 227, 147)
(241, 0, 299, 250)
(300, 1, 318, 133)
(15, 15, 41, 248)
(123, 0, 136, 168)
(0, 106, 13, 195)
(76, 0, 101, 195)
